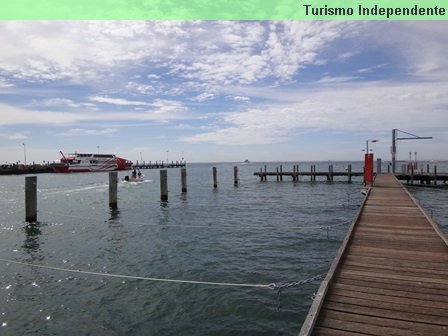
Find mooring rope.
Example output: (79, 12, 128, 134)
(37, 210, 350, 231)
(0, 258, 324, 290)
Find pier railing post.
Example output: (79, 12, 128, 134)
(25, 176, 37, 222)
(181, 168, 187, 193)
(109, 172, 118, 209)
(160, 170, 168, 201)
(213, 167, 218, 188)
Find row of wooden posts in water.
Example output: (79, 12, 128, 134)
(254, 164, 363, 182)
(24, 167, 235, 223)
(23, 164, 367, 223)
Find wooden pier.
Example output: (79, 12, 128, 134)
(254, 165, 363, 182)
(395, 172, 448, 186)
(300, 173, 448, 335)
(132, 161, 186, 169)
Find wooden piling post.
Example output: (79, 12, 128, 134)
(293, 165, 296, 182)
(181, 168, 187, 193)
(348, 164, 352, 183)
(213, 167, 218, 188)
(109, 172, 118, 209)
(234, 166, 238, 186)
(25, 176, 37, 222)
(280, 165, 283, 181)
(264, 165, 267, 182)
(276, 167, 279, 182)
(160, 170, 168, 201)
(434, 166, 437, 185)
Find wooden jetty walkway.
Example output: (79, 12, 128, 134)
(300, 173, 448, 335)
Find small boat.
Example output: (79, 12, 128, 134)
(123, 175, 144, 183)
(52, 151, 132, 173)
(123, 169, 144, 182)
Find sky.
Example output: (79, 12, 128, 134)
(0, 21, 447, 164)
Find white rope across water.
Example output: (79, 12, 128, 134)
(0, 258, 275, 289)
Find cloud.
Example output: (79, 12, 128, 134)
(89, 96, 151, 106)
(317, 76, 360, 84)
(227, 95, 251, 103)
(365, 22, 448, 80)
(0, 97, 191, 126)
(0, 103, 80, 125)
(0, 21, 367, 96)
(0, 78, 13, 88)
(193, 92, 216, 102)
(56, 128, 118, 137)
(1, 132, 28, 140)
(30, 98, 81, 108)
(182, 80, 448, 145)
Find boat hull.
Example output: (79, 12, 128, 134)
(52, 153, 132, 173)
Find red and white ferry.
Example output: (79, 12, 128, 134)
(52, 151, 132, 173)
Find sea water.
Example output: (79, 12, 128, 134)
(0, 161, 446, 335)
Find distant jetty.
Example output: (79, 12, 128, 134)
(132, 161, 186, 169)
(0, 163, 53, 175)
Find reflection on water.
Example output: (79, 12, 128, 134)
(22, 223, 43, 262)
(109, 208, 120, 222)
(0, 162, 446, 335)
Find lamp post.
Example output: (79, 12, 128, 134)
(22, 143, 27, 166)
(366, 139, 378, 153)
(166, 150, 169, 163)
(97, 145, 100, 154)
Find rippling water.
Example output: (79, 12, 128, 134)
(0, 161, 446, 335)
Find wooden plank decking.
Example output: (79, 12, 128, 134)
(299, 173, 448, 336)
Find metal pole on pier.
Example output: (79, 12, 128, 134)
(181, 167, 187, 193)
(109, 172, 118, 209)
(160, 170, 168, 201)
(213, 167, 218, 188)
(25, 176, 37, 222)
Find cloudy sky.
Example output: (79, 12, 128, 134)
(0, 21, 447, 164)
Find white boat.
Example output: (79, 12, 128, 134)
(52, 151, 132, 173)
(123, 169, 144, 182)
(123, 175, 144, 183)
